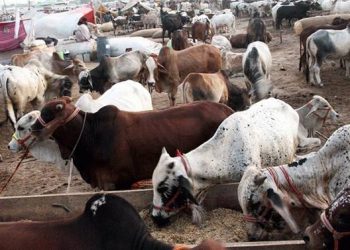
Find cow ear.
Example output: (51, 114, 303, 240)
(52, 52, 63, 61)
(306, 104, 319, 117)
(161, 147, 169, 156)
(266, 188, 300, 233)
(254, 174, 267, 186)
(178, 175, 198, 205)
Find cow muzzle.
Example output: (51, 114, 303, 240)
(151, 214, 171, 227)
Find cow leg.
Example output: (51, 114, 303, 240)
(162, 29, 166, 44)
(345, 59, 350, 78)
(168, 92, 176, 106)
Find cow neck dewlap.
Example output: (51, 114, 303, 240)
(268, 153, 333, 210)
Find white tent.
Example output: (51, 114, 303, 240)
(121, 1, 154, 12)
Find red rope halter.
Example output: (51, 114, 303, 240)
(153, 149, 191, 213)
(320, 211, 350, 250)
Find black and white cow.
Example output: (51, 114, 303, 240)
(306, 26, 350, 86)
(238, 124, 350, 241)
(242, 41, 273, 101)
(78, 50, 150, 94)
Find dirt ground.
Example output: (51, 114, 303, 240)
(0, 16, 348, 241)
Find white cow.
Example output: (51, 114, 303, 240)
(8, 80, 153, 169)
(296, 95, 339, 145)
(211, 12, 236, 35)
(242, 41, 272, 101)
(331, 0, 350, 13)
(151, 98, 303, 226)
(238, 124, 350, 240)
(249, 0, 272, 17)
(75, 80, 153, 113)
(0, 60, 72, 127)
(306, 27, 350, 86)
(211, 35, 232, 51)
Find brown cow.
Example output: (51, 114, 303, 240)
(31, 97, 233, 190)
(246, 16, 268, 45)
(191, 21, 212, 43)
(229, 33, 248, 48)
(11, 51, 86, 84)
(0, 194, 224, 250)
(154, 44, 222, 106)
(182, 70, 251, 111)
(171, 29, 190, 50)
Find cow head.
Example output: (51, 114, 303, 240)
(238, 166, 300, 241)
(78, 70, 93, 93)
(145, 55, 158, 93)
(151, 147, 200, 227)
(304, 187, 350, 250)
(31, 97, 77, 141)
(306, 95, 340, 123)
(8, 110, 40, 153)
(249, 79, 273, 102)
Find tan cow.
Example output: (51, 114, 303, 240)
(182, 70, 251, 111)
(11, 51, 86, 84)
(152, 44, 222, 106)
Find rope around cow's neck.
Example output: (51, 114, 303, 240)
(66, 111, 87, 193)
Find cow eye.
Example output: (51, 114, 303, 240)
(18, 126, 24, 131)
(157, 186, 168, 193)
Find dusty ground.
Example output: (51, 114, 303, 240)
(0, 16, 348, 242)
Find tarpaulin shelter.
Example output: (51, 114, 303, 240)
(0, 20, 27, 52)
(32, 4, 95, 39)
(121, 1, 155, 13)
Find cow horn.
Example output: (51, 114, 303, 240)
(254, 174, 267, 186)
(157, 63, 167, 72)
(64, 64, 74, 70)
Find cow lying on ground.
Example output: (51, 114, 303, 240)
(8, 81, 153, 169)
(306, 27, 350, 86)
(75, 80, 153, 113)
(150, 44, 222, 106)
(79, 50, 149, 94)
(304, 186, 350, 250)
(31, 97, 233, 190)
(0, 60, 72, 127)
(211, 35, 232, 51)
(151, 98, 314, 227)
(242, 41, 273, 101)
(221, 51, 244, 76)
(182, 70, 251, 111)
(230, 32, 272, 48)
(11, 51, 86, 84)
(0, 194, 224, 250)
(238, 124, 350, 241)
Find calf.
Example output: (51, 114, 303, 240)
(304, 187, 350, 250)
(0, 194, 224, 250)
(31, 98, 233, 190)
(152, 44, 222, 106)
(211, 12, 236, 35)
(160, 5, 184, 44)
(306, 27, 350, 86)
(182, 70, 251, 111)
(276, 1, 311, 30)
(238, 124, 350, 241)
(171, 29, 190, 50)
(151, 98, 302, 226)
(242, 41, 273, 101)
(0, 60, 72, 127)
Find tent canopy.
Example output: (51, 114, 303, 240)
(121, 1, 155, 13)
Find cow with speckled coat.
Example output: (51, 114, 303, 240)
(238, 124, 350, 241)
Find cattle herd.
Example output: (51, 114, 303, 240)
(2, 0, 350, 249)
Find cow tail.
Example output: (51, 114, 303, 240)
(0, 71, 16, 127)
(305, 38, 311, 83)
